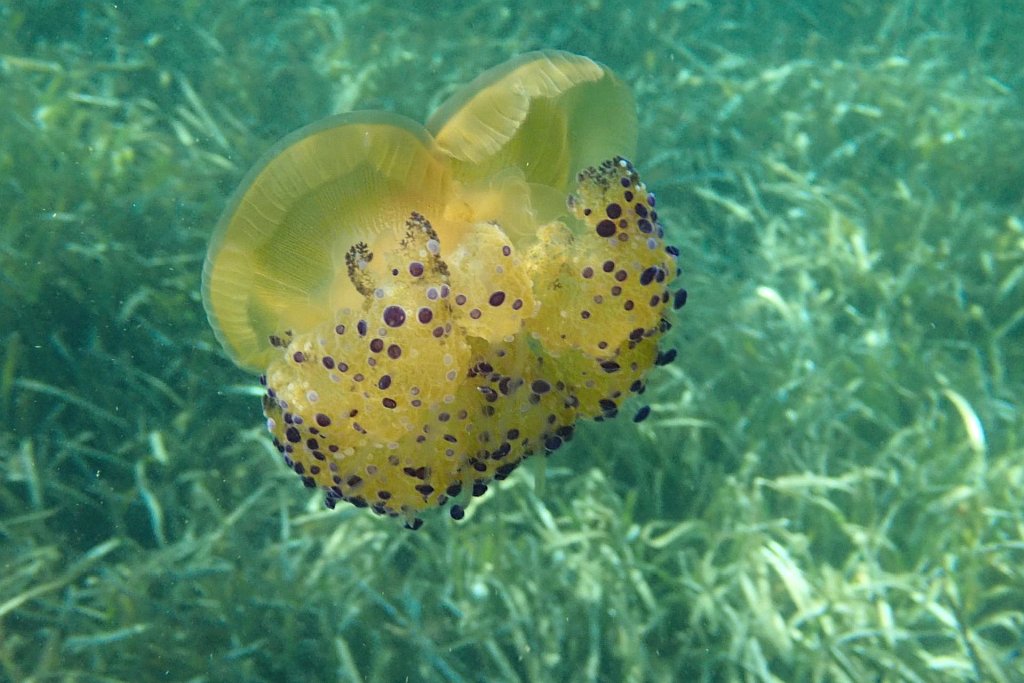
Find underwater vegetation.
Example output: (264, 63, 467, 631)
(1, 1, 1023, 681)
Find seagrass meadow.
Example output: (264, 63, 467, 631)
(1, 1, 1023, 681)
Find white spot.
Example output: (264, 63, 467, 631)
(307, 390, 319, 403)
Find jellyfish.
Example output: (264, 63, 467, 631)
(202, 50, 686, 527)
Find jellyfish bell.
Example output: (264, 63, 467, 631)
(428, 50, 638, 194)
(202, 112, 452, 371)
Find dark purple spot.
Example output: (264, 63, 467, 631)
(512, 299, 523, 310)
(531, 379, 551, 394)
(489, 291, 506, 306)
(450, 504, 465, 520)
(315, 413, 331, 427)
(602, 260, 615, 273)
(369, 338, 384, 353)
(455, 294, 467, 306)
(293, 351, 305, 363)
(633, 405, 651, 423)
(322, 356, 335, 369)
(606, 203, 622, 219)
(501, 245, 511, 256)
(582, 266, 594, 279)
(409, 262, 424, 277)
(656, 348, 678, 366)
(357, 320, 368, 336)
(417, 307, 433, 324)
(387, 344, 402, 359)
(378, 375, 392, 390)
(335, 324, 346, 335)
(598, 399, 617, 416)
(640, 267, 658, 286)
(285, 427, 301, 443)
(596, 219, 616, 237)
(382, 397, 397, 409)
(383, 305, 406, 327)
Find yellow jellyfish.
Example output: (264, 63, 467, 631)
(202, 50, 686, 528)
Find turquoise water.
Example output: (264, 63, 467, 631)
(1, 2, 1022, 681)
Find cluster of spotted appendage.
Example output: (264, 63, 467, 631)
(260, 157, 686, 528)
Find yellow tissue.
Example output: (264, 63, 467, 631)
(202, 51, 684, 527)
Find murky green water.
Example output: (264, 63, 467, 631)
(1, 2, 1022, 681)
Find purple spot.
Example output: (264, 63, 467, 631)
(489, 291, 506, 306)
(596, 219, 616, 237)
(417, 307, 433, 324)
(383, 305, 406, 327)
